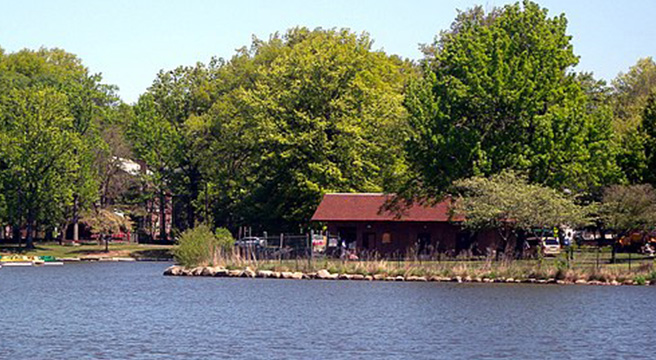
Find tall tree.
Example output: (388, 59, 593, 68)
(404, 1, 621, 199)
(197, 27, 412, 231)
(0, 87, 80, 248)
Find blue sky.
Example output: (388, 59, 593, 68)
(1, 0, 654, 103)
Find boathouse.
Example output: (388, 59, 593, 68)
(310, 193, 500, 257)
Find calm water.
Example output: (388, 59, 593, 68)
(0, 262, 654, 359)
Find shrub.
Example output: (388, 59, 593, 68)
(173, 224, 234, 267)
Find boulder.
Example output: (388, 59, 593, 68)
(316, 269, 331, 279)
(316, 269, 337, 280)
(610, 280, 620, 286)
(201, 267, 216, 277)
(350, 274, 365, 281)
(373, 274, 386, 281)
(191, 267, 205, 276)
(505, 278, 515, 283)
(385, 276, 396, 281)
(338, 274, 352, 280)
(623, 279, 634, 286)
(214, 268, 228, 277)
(291, 272, 304, 280)
(407, 276, 427, 282)
(575, 279, 587, 285)
(395, 276, 405, 281)
(364, 275, 374, 281)
(257, 270, 274, 278)
(163, 265, 182, 276)
(280, 271, 294, 279)
(303, 273, 315, 280)
(464, 276, 472, 282)
(228, 269, 243, 277)
(243, 267, 256, 278)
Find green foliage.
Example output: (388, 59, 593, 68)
(173, 224, 234, 267)
(0, 47, 117, 245)
(453, 170, 591, 233)
(194, 27, 412, 231)
(404, 1, 621, 198)
(599, 184, 656, 234)
(81, 209, 133, 236)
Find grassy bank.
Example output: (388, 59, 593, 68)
(0, 243, 174, 259)
(190, 250, 656, 285)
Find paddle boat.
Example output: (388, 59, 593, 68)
(0, 255, 63, 266)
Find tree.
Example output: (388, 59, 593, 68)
(81, 208, 132, 252)
(641, 92, 656, 185)
(452, 171, 590, 259)
(197, 27, 412, 231)
(404, 1, 621, 200)
(0, 87, 80, 248)
(0, 47, 117, 244)
(611, 58, 656, 182)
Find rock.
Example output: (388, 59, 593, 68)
(163, 265, 182, 276)
(587, 280, 601, 285)
(350, 274, 365, 281)
(316, 269, 332, 280)
(505, 278, 515, 283)
(214, 268, 228, 277)
(257, 270, 274, 278)
(181, 268, 193, 276)
(305, 272, 317, 279)
(610, 280, 620, 286)
(623, 279, 634, 286)
(440, 277, 452, 282)
(407, 276, 427, 282)
(556, 280, 566, 285)
(537, 279, 547, 284)
(385, 276, 396, 281)
(243, 267, 256, 278)
(228, 269, 243, 277)
(547, 278, 557, 284)
(464, 276, 472, 282)
(474, 277, 483, 283)
(201, 267, 216, 277)
(514, 279, 521, 283)
(291, 272, 304, 280)
(272, 272, 282, 279)
(483, 278, 492, 283)
(191, 267, 205, 276)
(373, 274, 386, 281)
(395, 276, 405, 281)
(281, 271, 294, 279)
(575, 279, 587, 284)
(338, 274, 352, 280)
(454, 276, 463, 283)
(364, 275, 374, 281)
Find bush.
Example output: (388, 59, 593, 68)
(173, 224, 234, 267)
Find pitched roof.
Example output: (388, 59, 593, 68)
(310, 193, 454, 222)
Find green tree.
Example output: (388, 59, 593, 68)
(611, 58, 656, 182)
(641, 92, 656, 185)
(452, 170, 590, 259)
(197, 27, 412, 231)
(404, 1, 621, 199)
(0, 87, 80, 248)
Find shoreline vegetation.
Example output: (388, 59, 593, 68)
(163, 253, 656, 287)
(166, 224, 656, 287)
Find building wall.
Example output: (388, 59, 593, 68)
(325, 221, 503, 257)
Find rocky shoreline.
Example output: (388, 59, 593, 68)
(163, 265, 655, 286)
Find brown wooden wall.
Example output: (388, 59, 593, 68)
(325, 221, 502, 257)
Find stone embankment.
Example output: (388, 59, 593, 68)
(163, 265, 655, 286)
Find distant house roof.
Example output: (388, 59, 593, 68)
(310, 193, 454, 222)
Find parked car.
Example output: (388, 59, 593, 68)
(541, 238, 561, 256)
(235, 237, 267, 248)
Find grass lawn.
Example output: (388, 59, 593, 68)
(0, 242, 175, 259)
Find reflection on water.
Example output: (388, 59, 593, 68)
(0, 262, 654, 359)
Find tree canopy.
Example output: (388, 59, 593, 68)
(404, 1, 622, 199)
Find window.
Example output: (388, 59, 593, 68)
(382, 232, 392, 244)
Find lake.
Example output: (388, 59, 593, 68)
(0, 262, 654, 359)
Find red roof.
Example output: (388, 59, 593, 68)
(311, 193, 454, 222)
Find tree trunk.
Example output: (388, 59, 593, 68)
(159, 190, 167, 242)
(73, 194, 79, 242)
(26, 215, 35, 249)
(105, 234, 109, 253)
(12, 225, 21, 246)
